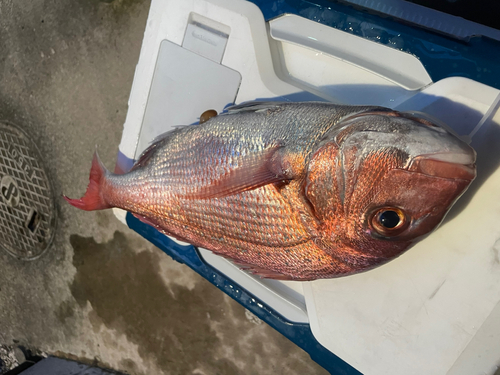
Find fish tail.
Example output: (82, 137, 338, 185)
(64, 151, 112, 211)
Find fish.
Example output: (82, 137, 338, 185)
(65, 102, 476, 280)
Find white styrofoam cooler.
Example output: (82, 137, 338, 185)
(114, 0, 500, 374)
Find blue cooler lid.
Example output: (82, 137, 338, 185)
(249, 0, 500, 90)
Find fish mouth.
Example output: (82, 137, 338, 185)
(407, 152, 476, 181)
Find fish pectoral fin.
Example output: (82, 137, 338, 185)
(183, 145, 303, 199)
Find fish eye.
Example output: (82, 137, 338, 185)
(369, 207, 409, 237)
(379, 210, 400, 228)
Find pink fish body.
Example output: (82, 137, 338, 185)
(65, 102, 476, 280)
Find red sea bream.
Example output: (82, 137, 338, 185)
(65, 102, 476, 280)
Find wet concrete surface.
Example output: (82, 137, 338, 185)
(0, 1, 328, 374)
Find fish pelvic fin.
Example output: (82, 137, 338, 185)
(64, 151, 112, 211)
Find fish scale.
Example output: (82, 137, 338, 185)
(176, 189, 309, 247)
(65, 102, 476, 280)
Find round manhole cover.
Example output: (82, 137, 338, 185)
(0, 122, 56, 259)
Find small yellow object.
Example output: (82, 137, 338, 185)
(199, 109, 218, 124)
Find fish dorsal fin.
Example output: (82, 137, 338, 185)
(223, 101, 288, 115)
(130, 144, 158, 171)
(131, 127, 187, 171)
(184, 145, 297, 199)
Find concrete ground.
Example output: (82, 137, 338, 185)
(0, 1, 328, 374)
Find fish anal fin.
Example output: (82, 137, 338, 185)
(131, 212, 163, 231)
(132, 213, 196, 245)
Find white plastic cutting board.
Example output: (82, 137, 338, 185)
(303, 79, 500, 375)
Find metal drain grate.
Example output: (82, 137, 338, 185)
(0, 122, 56, 260)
